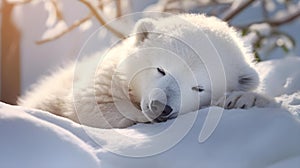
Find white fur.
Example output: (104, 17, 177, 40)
(19, 14, 273, 128)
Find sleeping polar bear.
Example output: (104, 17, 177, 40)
(19, 14, 273, 128)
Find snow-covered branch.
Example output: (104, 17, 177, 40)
(78, 0, 126, 39)
(33, 0, 127, 44)
(267, 10, 300, 27)
(36, 14, 93, 45)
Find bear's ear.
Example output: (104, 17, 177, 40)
(133, 18, 156, 44)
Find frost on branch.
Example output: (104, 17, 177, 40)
(42, 20, 67, 40)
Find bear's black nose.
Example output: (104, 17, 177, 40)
(150, 100, 172, 115)
(150, 100, 173, 122)
(161, 104, 173, 116)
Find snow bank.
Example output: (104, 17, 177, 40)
(94, 108, 300, 168)
(256, 56, 300, 115)
(256, 57, 300, 97)
(0, 103, 100, 168)
(1, 57, 300, 168)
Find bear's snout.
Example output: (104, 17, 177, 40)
(150, 100, 172, 115)
(149, 100, 173, 122)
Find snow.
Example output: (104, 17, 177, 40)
(256, 56, 300, 116)
(1, 57, 300, 167)
(0, 103, 100, 168)
(256, 57, 300, 97)
(79, 19, 93, 32)
(249, 23, 271, 36)
(41, 20, 68, 40)
(265, 0, 276, 12)
(44, 0, 58, 27)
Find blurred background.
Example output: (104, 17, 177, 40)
(1, 0, 300, 104)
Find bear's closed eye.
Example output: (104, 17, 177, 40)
(157, 67, 166, 76)
(192, 86, 204, 92)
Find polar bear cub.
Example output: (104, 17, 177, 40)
(19, 14, 273, 128)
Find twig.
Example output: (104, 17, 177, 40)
(50, 0, 64, 21)
(36, 14, 93, 45)
(223, 0, 256, 21)
(98, 0, 104, 10)
(267, 10, 300, 27)
(79, 0, 126, 39)
(115, 0, 122, 18)
(261, 0, 269, 19)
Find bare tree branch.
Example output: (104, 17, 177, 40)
(79, 0, 126, 39)
(223, 0, 256, 21)
(36, 14, 93, 45)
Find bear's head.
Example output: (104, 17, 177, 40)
(118, 14, 259, 123)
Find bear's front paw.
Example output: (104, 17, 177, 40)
(215, 91, 275, 109)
